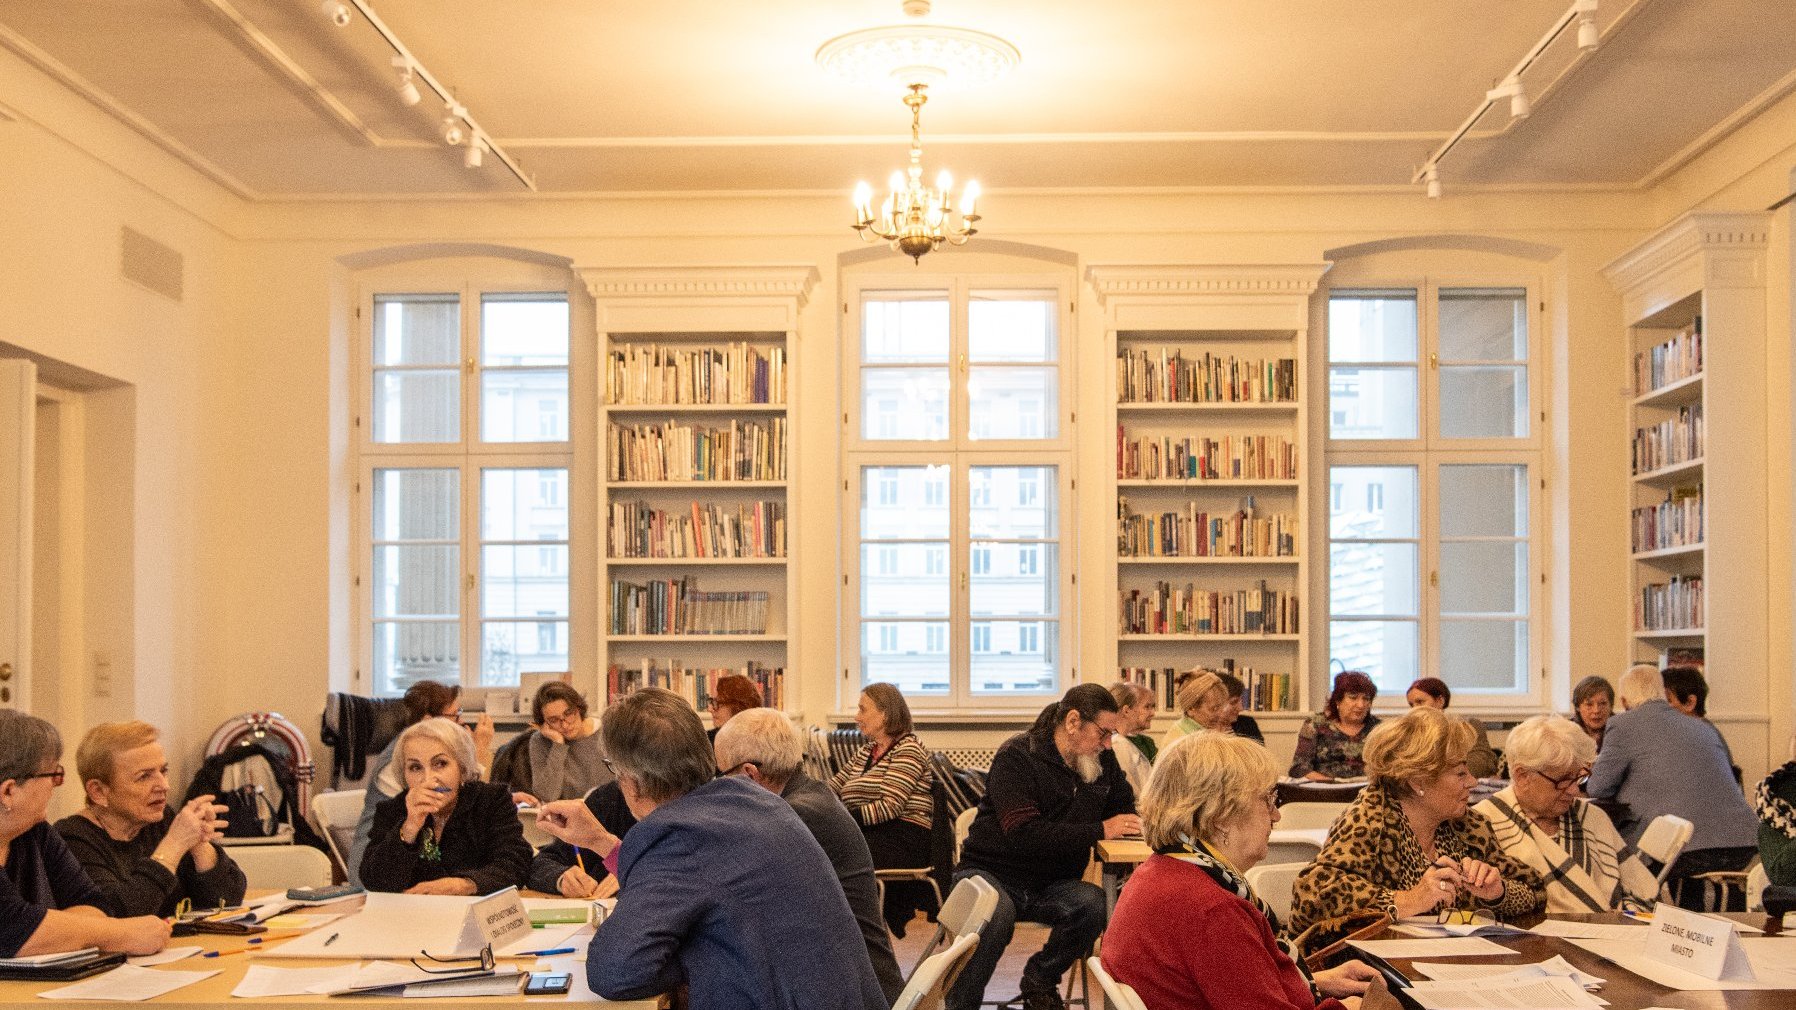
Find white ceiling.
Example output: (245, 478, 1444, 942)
(2, 0, 1793, 199)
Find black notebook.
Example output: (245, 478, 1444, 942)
(0, 951, 128, 982)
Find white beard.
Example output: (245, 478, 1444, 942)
(1075, 753, 1102, 783)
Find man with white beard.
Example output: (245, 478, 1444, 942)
(948, 684, 1141, 1010)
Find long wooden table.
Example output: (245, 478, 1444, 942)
(1095, 828, 1329, 914)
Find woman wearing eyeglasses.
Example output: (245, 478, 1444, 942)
(495, 682, 609, 805)
(1473, 715, 1654, 913)
(0, 711, 172, 958)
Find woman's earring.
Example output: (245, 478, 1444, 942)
(1417, 788, 1426, 797)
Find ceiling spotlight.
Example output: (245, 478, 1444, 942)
(320, 0, 351, 27)
(463, 136, 487, 169)
(441, 104, 466, 146)
(393, 59, 421, 106)
(1575, 0, 1600, 50)
(1487, 76, 1529, 120)
(1423, 165, 1442, 200)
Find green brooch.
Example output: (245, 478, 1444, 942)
(420, 827, 442, 863)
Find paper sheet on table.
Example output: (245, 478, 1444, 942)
(261, 913, 344, 930)
(306, 961, 439, 994)
(258, 893, 582, 959)
(1349, 936, 1516, 958)
(1569, 937, 1796, 991)
(1410, 955, 1604, 990)
(1525, 920, 1654, 941)
(1404, 974, 1606, 1009)
(232, 964, 368, 998)
(126, 945, 202, 967)
(399, 970, 525, 997)
(1395, 915, 1524, 938)
(37, 965, 219, 1002)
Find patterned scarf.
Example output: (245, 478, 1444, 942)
(1755, 761, 1796, 839)
(1158, 833, 1322, 1000)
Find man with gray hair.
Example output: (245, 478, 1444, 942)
(534, 689, 885, 1010)
(714, 709, 904, 1005)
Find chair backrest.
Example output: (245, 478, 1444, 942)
(908, 871, 1000, 980)
(229, 843, 334, 890)
(309, 789, 366, 877)
(1747, 861, 1770, 912)
(1086, 956, 1150, 1010)
(893, 933, 979, 1010)
(953, 805, 978, 866)
(1637, 814, 1695, 890)
(1274, 801, 1349, 833)
(1263, 837, 1323, 866)
(1244, 861, 1307, 925)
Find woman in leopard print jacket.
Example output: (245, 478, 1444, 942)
(1289, 708, 1543, 943)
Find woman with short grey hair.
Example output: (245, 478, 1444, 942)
(1474, 715, 1653, 912)
(0, 711, 173, 958)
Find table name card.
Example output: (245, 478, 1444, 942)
(457, 887, 530, 954)
(1642, 903, 1755, 982)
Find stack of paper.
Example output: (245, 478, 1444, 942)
(37, 964, 218, 1002)
(1410, 955, 1605, 991)
(1403, 975, 1607, 1009)
(0, 948, 98, 968)
(1348, 936, 1516, 959)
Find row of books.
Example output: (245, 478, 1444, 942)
(1117, 661, 1297, 712)
(1117, 496, 1298, 558)
(1115, 349, 1298, 405)
(1630, 487, 1703, 554)
(1637, 575, 1703, 632)
(606, 342, 787, 406)
(1119, 581, 1299, 636)
(1630, 403, 1703, 475)
(609, 577, 772, 635)
(1634, 320, 1702, 396)
(608, 500, 787, 560)
(1118, 429, 1298, 481)
(607, 418, 787, 483)
(606, 660, 786, 711)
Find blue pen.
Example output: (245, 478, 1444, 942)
(522, 947, 576, 957)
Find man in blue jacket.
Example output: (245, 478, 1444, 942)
(535, 689, 886, 1010)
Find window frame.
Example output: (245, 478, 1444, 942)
(840, 273, 1077, 714)
(1323, 276, 1546, 710)
(353, 272, 580, 698)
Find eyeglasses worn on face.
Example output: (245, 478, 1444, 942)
(20, 766, 65, 787)
(717, 761, 757, 779)
(1527, 767, 1587, 791)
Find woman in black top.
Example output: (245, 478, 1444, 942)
(0, 711, 170, 958)
(361, 718, 531, 895)
(56, 721, 244, 918)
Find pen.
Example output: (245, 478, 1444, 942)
(202, 949, 245, 959)
(323, 932, 340, 947)
(431, 786, 453, 794)
(574, 846, 587, 874)
(522, 947, 576, 957)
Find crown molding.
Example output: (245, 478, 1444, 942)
(575, 265, 822, 308)
(1600, 211, 1770, 295)
(1084, 263, 1333, 306)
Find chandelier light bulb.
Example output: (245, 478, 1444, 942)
(936, 169, 952, 194)
(848, 82, 983, 262)
(961, 180, 980, 216)
(888, 170, 906, 194)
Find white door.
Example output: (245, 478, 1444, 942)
(0, 359, 35, 711)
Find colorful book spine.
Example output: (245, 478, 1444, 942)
(607, 500, 787, 559)
(1118, 580, 1298, 635)
(1117, 495, 1297, 558)
(1116, 428, 1297, 481)
(607, 418, 787, 482)
(1630, 403, 1703, 474)
(606, 342, 786, 406)
(1115, 349, 1298, 404)
(607, 660, 785, 711)
(1633, 320, 1702, 396)
(1635, 575, 1703, 632)
(1630, 488, 1703, 553)
(608, 577, 772, 635)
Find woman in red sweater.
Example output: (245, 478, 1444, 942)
(1101, 733, 1379, 1010)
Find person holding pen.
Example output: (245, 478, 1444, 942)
(359, 718, 530, 895)
(526, 781, 635, 898)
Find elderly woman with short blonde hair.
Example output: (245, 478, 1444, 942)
(1102, 733, 1379, 1010)
(1473, 716, 1654, 912)
(1159, 670, 1230, 753)
(1289, 708, 1542, 943)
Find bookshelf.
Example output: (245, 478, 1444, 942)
(1087, 264, 1330, 721)
(1601, 213, 1767, 721)
(578, 266, 819, 718)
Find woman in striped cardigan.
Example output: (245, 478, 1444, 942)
(830, 682, 935, 936)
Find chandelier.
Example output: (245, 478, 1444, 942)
(850, 83, 981, 262)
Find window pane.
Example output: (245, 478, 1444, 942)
(1439, 288, 1526, 361)
(373, 546, 458, 618)
(1328, 542, 1419, 616)
(1328, 466, 1418, 539)
(372, 469, 458, 541)
(1440, 465, 1527, 537)
(1439, 366, 1527, 439)
(968, 366, 1057, 440)
(1438, 619, 1527, 691)
(1328, 290, 1418, 362)
(1329, 619, 1418, 695)
(971, 545, 1058, 618)
(373, 370, 459, 443)
(481, 295, 568, 366)
(969, 294, 1055, 362)
(861, 466, 950, 540)
(861, 543, 949, 618)
(970, 621, 1058, 695)
(861, 367, 949, 440)
(862, 294, 949, 363)
(482, 469, 569, 541)
(862, 622, 950, 697)
(481, 370, 569, 442)
(1440, 542, 1526, 615)
(480, 620, 567, 688)
(374, 295, 458, 366)
(971, 467, 1055, 538)
(1329, 366, 1418, 439)
(481, 545, 570, 618)
(374, 621, 459, 696)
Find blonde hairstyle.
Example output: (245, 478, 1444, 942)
(1503, 715, 1596, 776)
(393, 717, 481, 783)
(1615, 663, 1663, 711)
(1108, 681, 1152, 709)
(1174, 670, 1225, 719)
(1140, 732, 1277, 851)
(1361, 707, 1475, 797)
(76, 721, 160, 792)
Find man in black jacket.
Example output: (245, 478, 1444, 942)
(950, 684, 1140, 1010)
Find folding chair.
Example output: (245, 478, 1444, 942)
(1244, 861, 1308, 925)
(1746, 862, 1770, 912)
(229, 843, 333, 891)
(1086, 956, 1150, 1010)
(308, 788, 366, 880)
(1635, 814, 1694, 902)
(1274, 801, 1349, 833)
(908, 874, 1000, 978)
(893, 933, 980, 1010)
